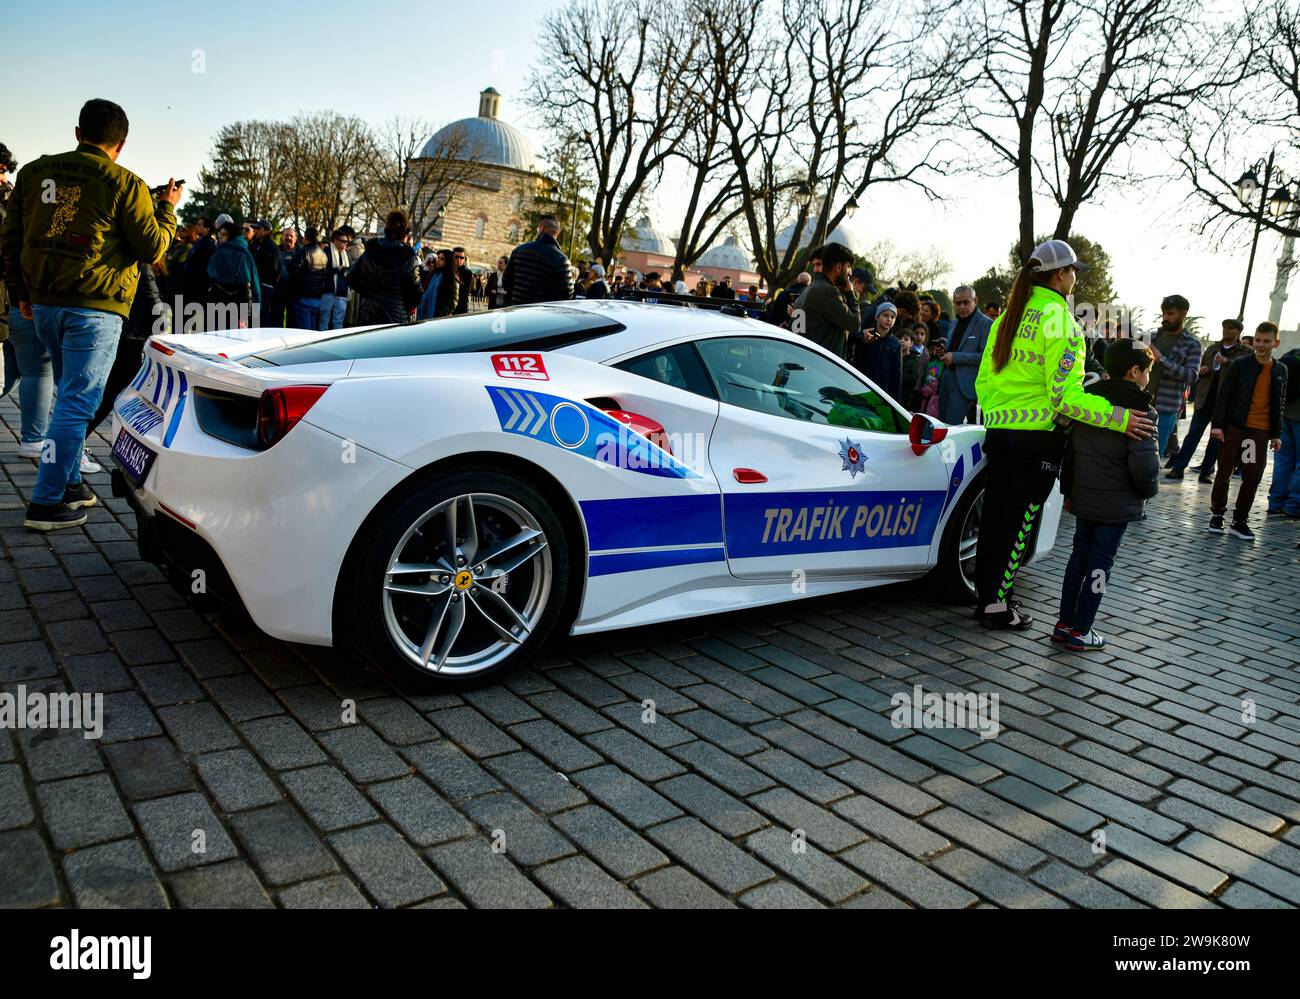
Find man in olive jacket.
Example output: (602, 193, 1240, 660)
(792, 242, 859, 358)
(0, 99, 178, 531)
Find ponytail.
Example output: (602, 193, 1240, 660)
(991, 257, 1067, 373)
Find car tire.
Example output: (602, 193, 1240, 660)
(342, 466, 571, 691)
(931, 477, 983, 605)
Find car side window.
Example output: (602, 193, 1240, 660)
(694, 336, 908, 434)
(615, 342, 717, 400)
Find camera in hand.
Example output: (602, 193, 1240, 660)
(149, 179, 185, 196)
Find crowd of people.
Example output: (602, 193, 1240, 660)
(0, 101, 1296, 662)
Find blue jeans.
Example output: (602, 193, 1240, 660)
(293, 298, 323, 330)
(1156, 410, 1179, 458)
(1170, 404, 1219, 474)
(1269, 417, 1300, 515)
(6, 307, 54, 444)
(31, 305, 121, 505)
(319, 294, 347, 330)
(1058, 519, 1128, 634)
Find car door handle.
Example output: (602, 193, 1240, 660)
(733, 468, 768, 483)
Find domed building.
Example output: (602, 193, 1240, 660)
(619, 216, 678, 279)
(407, 88, 545, 267)
(694, 234, 761, 289)
(775, 216, 862, 256)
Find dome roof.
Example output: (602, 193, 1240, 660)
(775, 216, 861, 255)
(696, 235, 752, 270)
(419, 88, 537, 173)
(624, 216, 677, 256)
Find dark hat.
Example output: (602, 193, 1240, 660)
(850, 266, 877, 293)
(252, 219, 271, 230)
(1221, 317, 1244, 330)
(1161, 294, 1190, 311)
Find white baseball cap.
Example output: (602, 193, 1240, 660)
(1029, 238, 1090, 273)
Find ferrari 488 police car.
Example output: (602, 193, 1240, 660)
(109, 299, 1061, 688)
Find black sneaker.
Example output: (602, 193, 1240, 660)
(1229, 521, 1255, 541)
(1198, 473, 1214, 484)
(1207, 515, 1225, 534)
(23, 502, 88, 532)
(1165, 468, 1184, 480)
(978, 600, 1034, 631)
(63, 481, 98, 511)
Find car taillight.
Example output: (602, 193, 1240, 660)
(149, 340, 175, 355)
(258, 385, 329, 449)
(604, 409, 673, 455)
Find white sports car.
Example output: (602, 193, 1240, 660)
(109, 300, 1061, 688)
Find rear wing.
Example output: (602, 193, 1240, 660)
(616, 290, 764, 318)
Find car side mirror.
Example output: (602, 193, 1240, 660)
(909, 412, 948, 456)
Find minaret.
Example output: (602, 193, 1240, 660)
(478, 87, 500, 119)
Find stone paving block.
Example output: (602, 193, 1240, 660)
(748, 748, 852, 805)
(920, 807, 1045, 873)
(739, 881, 825, 908)
(195, 749, 282, 812)
(969, 741, 1075, 793)
(1100, 824, 1228, 897)
(230, 802, 339, 886)
(98, 690, 162, 743)
(832, 795, 951, 859)
(357, 698, 441, 745)
(828, 759, 942, 817)
(1029, 860, 1146, 909)
(110, 627, 175, 666)
(319, 726, 412, 783)
(534, 856, 648, 909)
(551, 805, 668, 880)
(240, 715, 328, 770)
(668, 741, 775, 797)
(279, 684, 353, 731)
(656, 773, 767, 838)
(529, 689, 616, 735)
(931, 848, 1069, 909)
(279, 875, 372, 909)
(36, 773, 134, 850)
(507, 718, 598, 771)
(133, 663, 204, 706)
(1064, 783, 1187, 843)
(158, 702, 240, 754)
(840, 840, 977, 909)
(0, 829, 61, 907)
(63, 838, 169, 909)
(1165, 778, 1286, 835)
(104, 737, 195, 800)
(1094, 858, 1218, 909)
(483, 751, 587, 814)
(0, 762, 34, 829)
(602, 701, 695, 748)
(63, 652, 132, 692)
(1134, 747, 1242, 794)
(367, 776, 475, 847)
(647, 817, 774, 895)
(426, 837, 550, 909)
(678, 683, 774, 725)
(750, 719, 849, 767)
(672, 708, 768, 756)
(631, 865, 735, 908)
(547, 666, 625, 707)
(584, 726, 685, 782)
(280, 765, 380, 832)
(330, 823, 445, 908)
(1219, 881, 1294, 909)
(402, 740, 502, 801)
(134, 792, 238, 872)
(1175, 832, 1300, 905)
(169, 861, 274, 908)
(748, 788, 867, 853)
(463, 792, 575, 866)
(744, 826, 868, 904)
(987, 775, 1104, 835)
(204, 674, 281, 722)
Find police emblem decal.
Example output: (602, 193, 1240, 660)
(839, 438, 867, 478)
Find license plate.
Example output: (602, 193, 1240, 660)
(112, 427, 157, 486)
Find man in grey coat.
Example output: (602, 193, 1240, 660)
(938, 284, 992, 424)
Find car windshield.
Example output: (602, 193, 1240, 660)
(245, 307, 625, 366)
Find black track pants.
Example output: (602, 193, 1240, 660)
(975, 428, 1066, 608)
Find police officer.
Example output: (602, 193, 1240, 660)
(972, 239, 1155, 629)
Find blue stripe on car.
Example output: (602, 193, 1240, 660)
(581, 495, 723, 551)
(588, 546, 726, 577)
(163, 372, 188, 448)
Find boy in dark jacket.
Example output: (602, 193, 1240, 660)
(1054, 340, 1160, 652)
(1208, 321, 1288, 541)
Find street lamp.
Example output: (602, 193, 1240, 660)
(844, 196, 860, 219)
(1235, 169, 1260, 204)
(1270, 185, 1294, 219)
(1236, 153, 1275, 322)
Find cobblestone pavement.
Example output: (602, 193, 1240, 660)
(2, 397, 1299, 909)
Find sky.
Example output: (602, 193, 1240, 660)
(4, 0, 1293, 333)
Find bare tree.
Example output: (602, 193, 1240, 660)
(862, 238, 953, 289)
(278, 111, 371, 235)
(194, 120, 293, 224)
(353, 116, 488, 241)
(527, 0, 699, 266)
(967, 0, 1253, 261)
